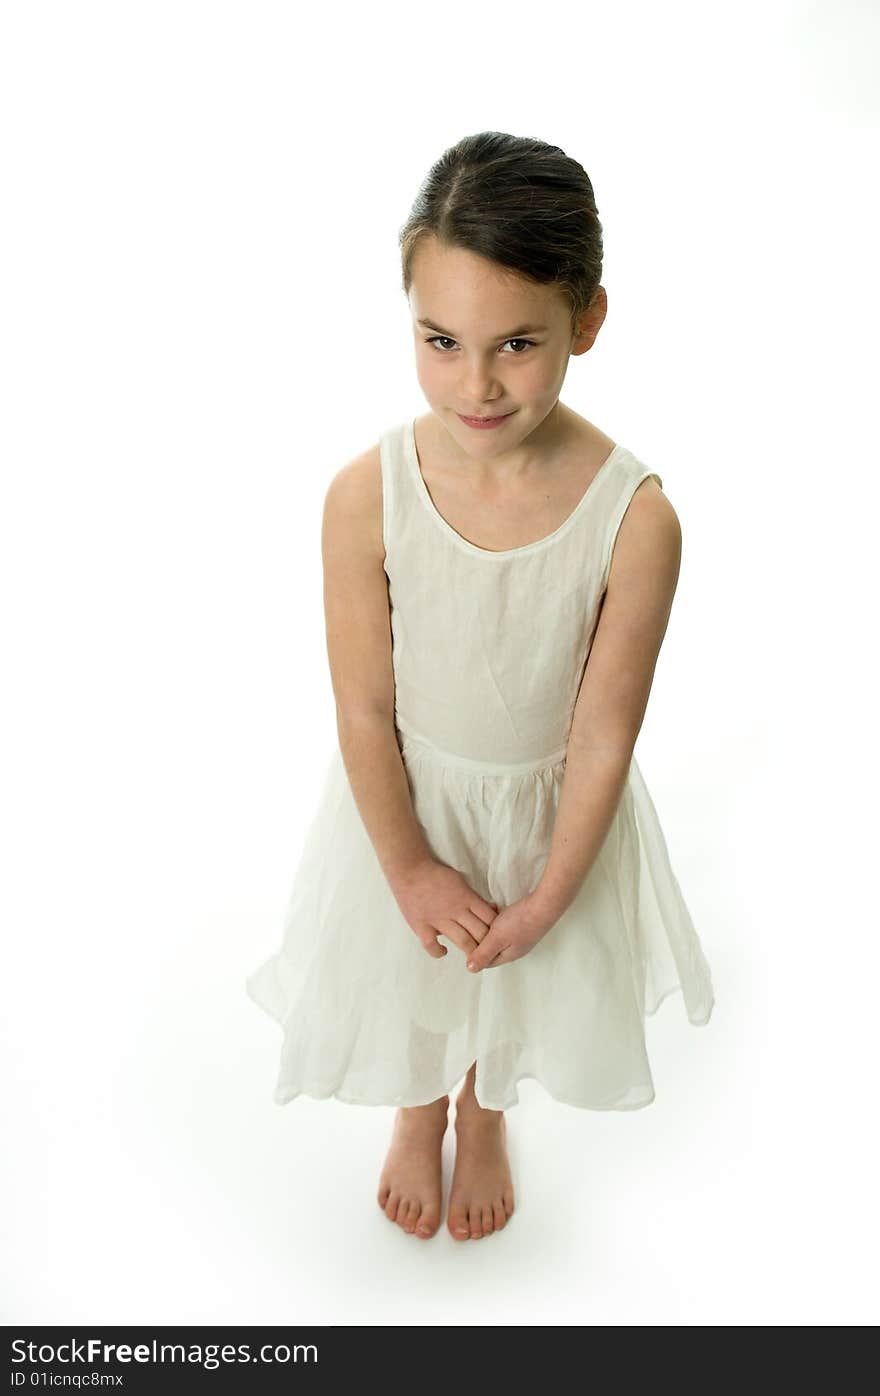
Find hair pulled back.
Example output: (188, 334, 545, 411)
(399, 131, 604, 336)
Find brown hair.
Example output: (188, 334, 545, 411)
(399, 131, 604, 337)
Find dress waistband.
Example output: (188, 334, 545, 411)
(396, 723, 568, 777)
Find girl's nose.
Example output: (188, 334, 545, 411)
(460, 374, 503, 403)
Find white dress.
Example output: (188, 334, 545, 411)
(246, 418, 715, 1111)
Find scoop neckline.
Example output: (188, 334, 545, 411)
(405, 417, 626, 559)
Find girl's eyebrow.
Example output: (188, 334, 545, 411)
(417, 318, 548, 338)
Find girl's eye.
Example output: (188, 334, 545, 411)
(424, 336, 537, 354)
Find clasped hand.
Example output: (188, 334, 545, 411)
(464, 892, 552, 972)
(393, 856, 555, 972)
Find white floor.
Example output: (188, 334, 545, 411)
(6, 863, 876, 1325)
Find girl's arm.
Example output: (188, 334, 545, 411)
(322, 445, 431, 887)
(531, 478, 682, 924)
(323, 447, 499, 962)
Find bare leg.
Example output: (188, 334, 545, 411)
(377, 1093, 449, 1240)
(447, 1062, 515, 1240)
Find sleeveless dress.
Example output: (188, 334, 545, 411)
(245, 417, 715, 1111)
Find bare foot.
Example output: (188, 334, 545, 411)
(377, 1095, 449, 1239)
(447, 1093, 515, 1240)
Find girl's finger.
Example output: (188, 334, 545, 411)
(457, 909, 492, 943)
(484, 943, 510, 968)
(435, 920, 480, 955)
(472, 896, 499, 923)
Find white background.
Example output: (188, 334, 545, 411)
(2, 0, 878, 1326)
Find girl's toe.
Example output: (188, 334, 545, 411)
(416, 1205, 440, 1238)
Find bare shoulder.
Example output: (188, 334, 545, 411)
(608, 473, 682, 594)
(320, 442, 394, 721)
(322, 441, 384, 562)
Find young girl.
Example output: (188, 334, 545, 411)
(246, 130, 715, 1243)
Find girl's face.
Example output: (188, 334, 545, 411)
(408, 235, 605, 455)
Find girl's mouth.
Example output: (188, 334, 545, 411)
(457, 411, 515, 430)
